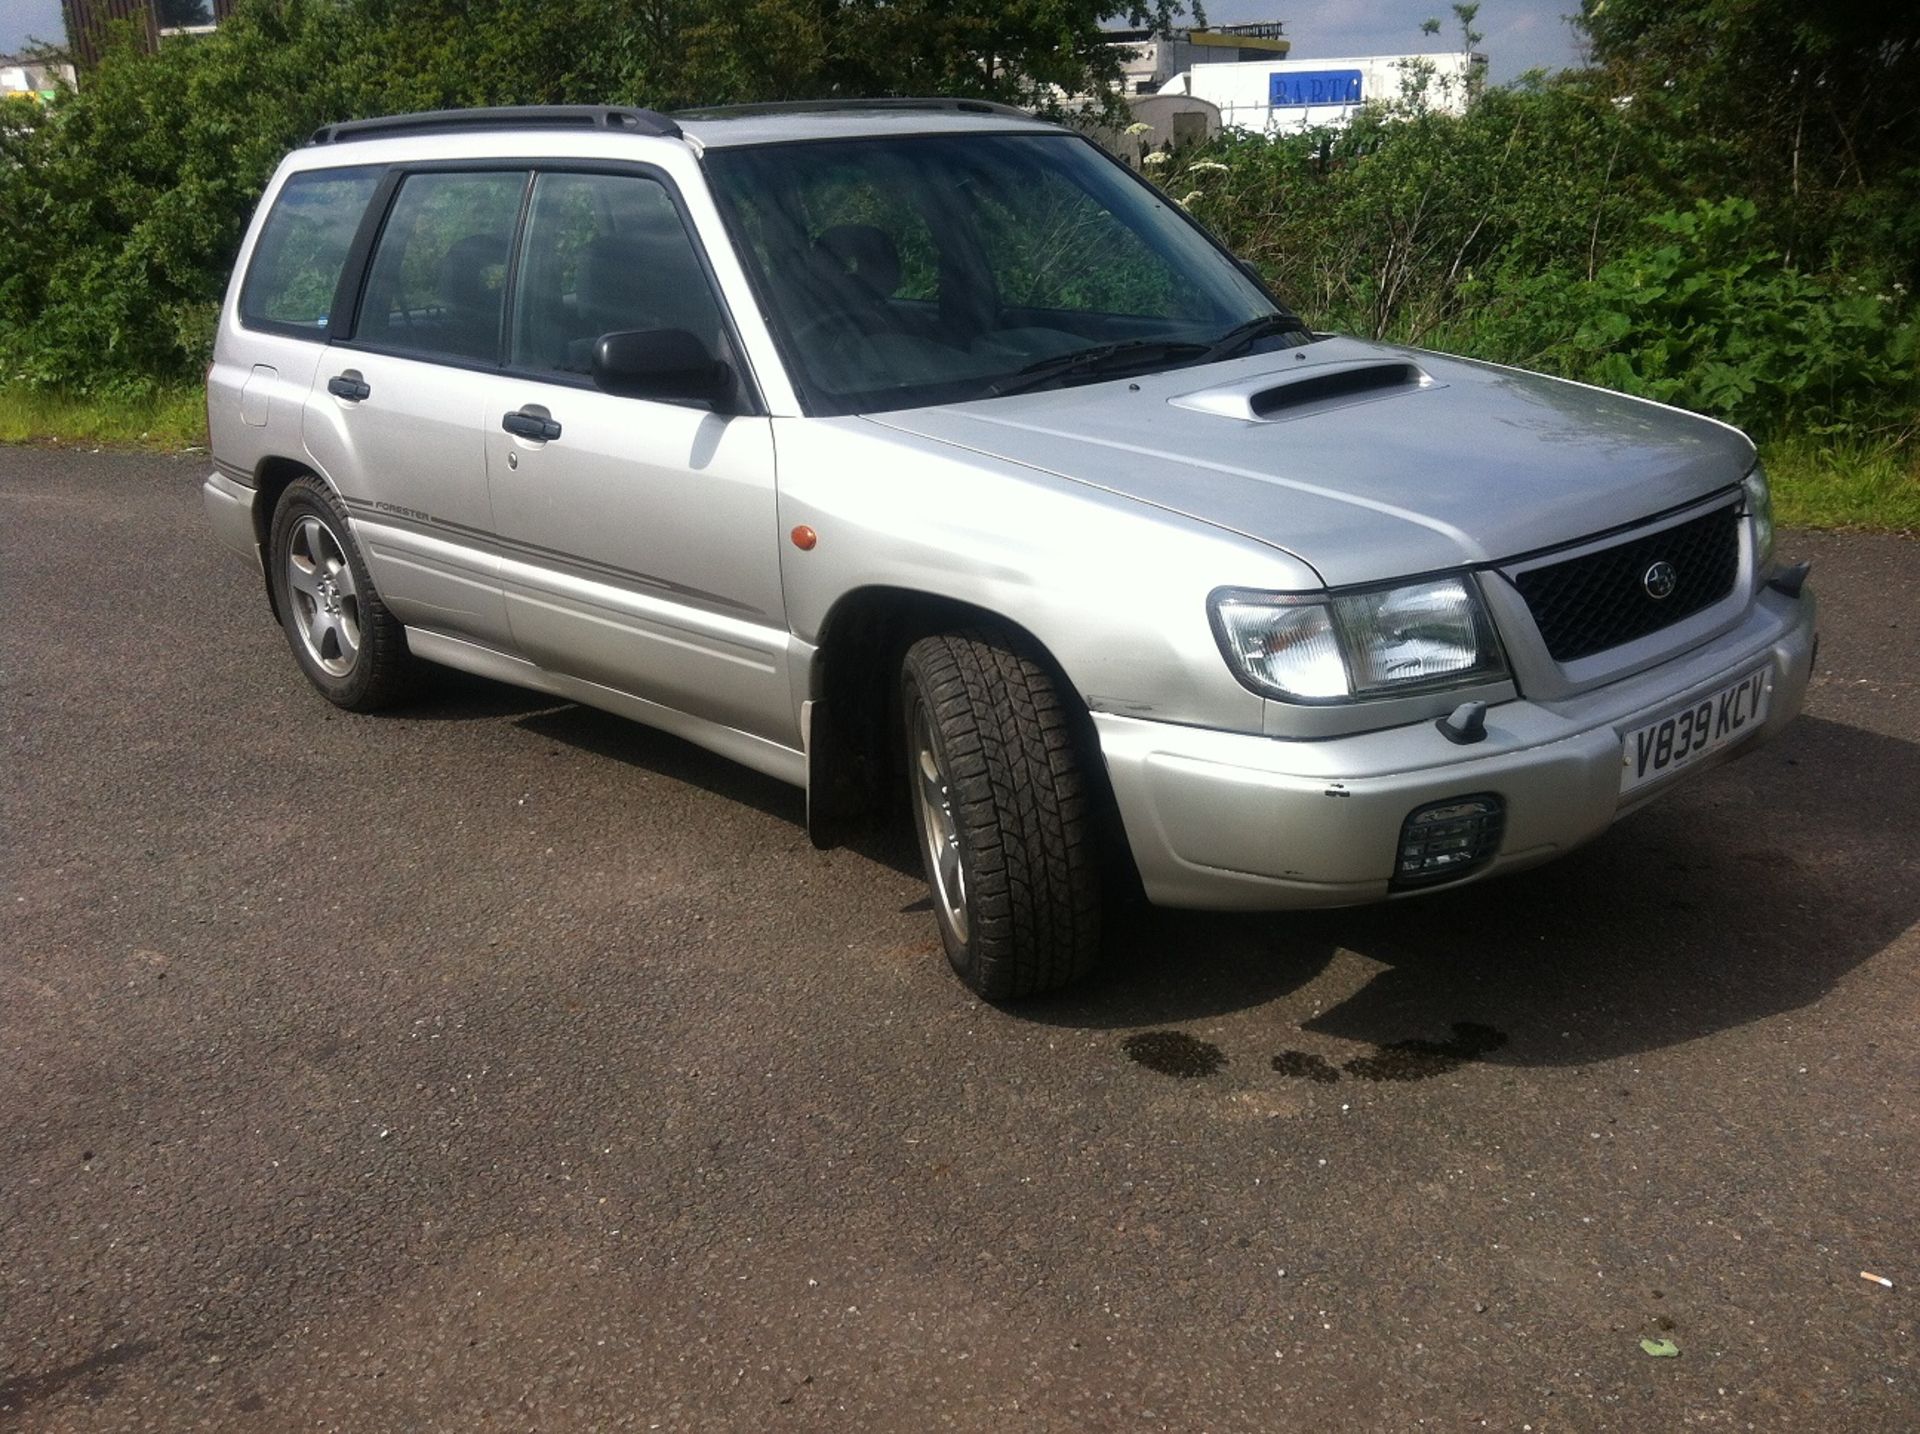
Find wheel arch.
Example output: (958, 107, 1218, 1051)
(250, 456, 338, 620)
(805, 585, 1129, 887)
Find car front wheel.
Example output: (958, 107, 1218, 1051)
(900, 628, 1102, 1000)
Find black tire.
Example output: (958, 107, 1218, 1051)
(267, 476, 415, 712)
(901, 628, 1103, 1000)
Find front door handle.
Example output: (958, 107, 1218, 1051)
(326, 372, 371, 402)
(501, 407, 562, 442)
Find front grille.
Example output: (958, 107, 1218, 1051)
(1513, 505, 1740, 662)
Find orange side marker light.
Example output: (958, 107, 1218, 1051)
(790, 525, 818, 551)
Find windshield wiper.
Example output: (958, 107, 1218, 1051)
(988, 338, 1210, 397)
(1196, 312, 1313, 365)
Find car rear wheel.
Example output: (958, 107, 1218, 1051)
(268, 476, 415, 711)
(900, 628, 1102, 1000)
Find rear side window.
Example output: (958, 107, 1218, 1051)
(239, 166, 382, 336)
(353, 170, 528, 364)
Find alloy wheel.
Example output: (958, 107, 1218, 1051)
(285, 514, 361, 677)
(911, 705, 969, 944)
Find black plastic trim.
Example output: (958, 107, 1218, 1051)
(1767, 560, 1812, 598)
(674, 97, 1031, 121)
(1390, 793, 1506, 891)
(1435, 701, 1489, 745)
(308, 105, 682, 146)
(325, 166, 404, 340)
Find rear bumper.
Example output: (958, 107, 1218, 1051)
(202, 469, 261, 568)
(1096, 585, 1816, 910)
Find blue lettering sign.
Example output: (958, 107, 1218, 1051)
(1269, 69, 1364, 108)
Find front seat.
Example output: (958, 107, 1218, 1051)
(812, 224, 903, 309)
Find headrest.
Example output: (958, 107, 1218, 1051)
(813, 224, 902, 300)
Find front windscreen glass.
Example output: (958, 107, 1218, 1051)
(703, 132, 1302, 415)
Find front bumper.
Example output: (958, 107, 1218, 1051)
(1097, 585, 1816, 910)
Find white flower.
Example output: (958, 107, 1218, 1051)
(1141, 150, 1169, 166)
(1123, 121, 1153, 136)
(1187, 160, 1230, 173)
(1177, 189, 1204, 207)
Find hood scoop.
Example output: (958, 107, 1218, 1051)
(1169, 357, 1439, 424)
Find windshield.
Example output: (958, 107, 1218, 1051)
(703, 132, 1303, 416)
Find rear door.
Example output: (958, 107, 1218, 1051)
(303, 167, 528, 648)
(478, 167, 794, 748)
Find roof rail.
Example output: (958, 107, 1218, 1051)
(672, 97, 1033, 121)
(307, 105, 682, 146)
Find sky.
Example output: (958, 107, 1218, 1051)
(4, 0, 1584, 85)
(2, 0, 66, 57)
(1210, 0, 1585, 85)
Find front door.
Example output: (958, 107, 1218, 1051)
(481, 169, 793, 748)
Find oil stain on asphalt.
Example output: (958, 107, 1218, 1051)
(1271, 1050, 1341, 1083)
(1274, 1022, 1509, 1084)
(1122, 1031, 1228, 1078)
(1123, 1022, 1509, 1084)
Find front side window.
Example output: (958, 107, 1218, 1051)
(239, 165, 381, 336)
(508, 171, 727, 379)
(354, 170, 527, 364)
(704, 133, 1295, 415)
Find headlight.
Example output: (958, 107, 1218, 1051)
(1742, 465, 1773, 570)
(1211, 576, 1508, 704)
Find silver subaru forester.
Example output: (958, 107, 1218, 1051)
(203, 99, 1816, 999)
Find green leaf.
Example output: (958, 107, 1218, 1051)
(1640, 1337, 1680, 1357)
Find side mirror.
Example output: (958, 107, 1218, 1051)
(591, 328, 733, 408)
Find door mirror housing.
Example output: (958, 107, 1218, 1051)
(591, 328, 733, 408)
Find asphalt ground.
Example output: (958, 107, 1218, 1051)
(2, 447, 1916, 1432)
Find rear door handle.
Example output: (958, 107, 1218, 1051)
(501, 407, 562, 442)
(326, 372, 371, 402)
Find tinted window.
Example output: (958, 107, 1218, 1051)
(509, 171, 727, 378)
(355, 170, 527, 364)
(239, 165, 381, 335)
(706, 134, 1287, 416)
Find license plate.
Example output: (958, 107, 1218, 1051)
(1620, 667, 1771, 795)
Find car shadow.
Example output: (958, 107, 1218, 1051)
(509, 701, 810, 831)
(383, 662, 1913, 1066)
(386, 666, 933, 881)
(1015, 715, 1920, 1067)
(388, 669, 567, 722)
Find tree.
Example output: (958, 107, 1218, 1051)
(0, 0, 1205, 392)
(1577, 0, 1920, 269)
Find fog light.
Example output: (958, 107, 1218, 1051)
(1393, 794, 1505, 889)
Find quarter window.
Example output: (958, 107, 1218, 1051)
(508, 171, 727, 379)
(238, 165, 382, 336)
(354, 170, 527, 364)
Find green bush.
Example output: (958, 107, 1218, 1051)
(2, 0, 1915, 473)
(0, 0, 1187, 396)
(1156, 97, 1919, 449)
(1569, 200, 1917, 441)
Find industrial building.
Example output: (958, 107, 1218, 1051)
(1, 54, 76, 100)
(1105, 20, 1292, 96)
(1158, 50, 1487, 130)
